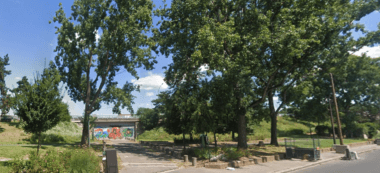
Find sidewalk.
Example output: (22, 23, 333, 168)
(167, 144, 380, 173)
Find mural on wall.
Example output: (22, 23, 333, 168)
(122, 128, 134, 138)
(94, 126, 134, 140)
(94, 127, 109, 139)
(108, 127, 122, 139)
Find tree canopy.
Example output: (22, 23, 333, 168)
(12, 62, 68, 155)
(51, 0, 156, 146)
(153, 0, 380, 149)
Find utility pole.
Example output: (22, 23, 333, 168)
(328, 96, 336, 144)
(330, 73, 344, 145)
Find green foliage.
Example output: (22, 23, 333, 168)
(315, 125, 330, 136)
(136, 107, 159, 131)
(9, 147, 100, 173)
(364, 122, 380, 138)
(52, 0, 156, 146)
(153, 0, 380, 149)
(0, 54, 12, 119)
(221, 147, 250, 160)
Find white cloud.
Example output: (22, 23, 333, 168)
(146, 92, 154, 96)
(15, 77, 21, 80)
(273, 96, 279, 101)
(132, 72, 168, 91)
(67, 30, 100, 45)
(350, 45, 380, 58)
(199, 64, 209, 72)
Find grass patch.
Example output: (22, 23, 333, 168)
(138, 116, 317, 143)
(0, 121, 97, 145)
(279, 138, 367, 148)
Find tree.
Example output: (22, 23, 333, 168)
(12, 62, 67, 155)
(0, 54, 11, 120)
(51, 0, 156, 147)
(57, 102, 72, 122)
(136, 107, 159, 131)
(154, 0, 380, 149)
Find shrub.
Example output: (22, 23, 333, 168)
(9, 147, 101, 172)
(30, 133, 66, 144)
(364, 122, 379, 138)
(315, 125, 329, 136)
(221, 147, 249, 160)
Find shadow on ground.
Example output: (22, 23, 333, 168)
(100, 142, 180, 162)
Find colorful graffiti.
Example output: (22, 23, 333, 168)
(94, 126, 134, 140)
(108, 127, 122, 139)
(122, 128, 134, 138)
(95, 128, 109, 139)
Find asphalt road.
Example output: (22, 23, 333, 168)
(294, 149, 380, 173)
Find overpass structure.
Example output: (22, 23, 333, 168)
(71, 114, 141, 141)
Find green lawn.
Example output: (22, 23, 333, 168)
(279, 138, 367, 148)
(137, 116, 318, 143)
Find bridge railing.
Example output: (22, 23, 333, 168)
(71, 115, 139, 120)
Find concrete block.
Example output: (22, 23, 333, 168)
(192, 157, 197, 166)
(232, 161, 242, 168)
(261, 155, 275, 162)
(205, 162, 229, 169)
(184, 155, 188, 162)
(253, 157, 262, 164)
(274, 155, 280, 161)
(334, 145, 349, 154)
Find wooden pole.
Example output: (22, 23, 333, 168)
(330, 73, 344, 145)
(328, 97, 336, 144)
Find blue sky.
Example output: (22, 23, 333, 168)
(1, 0, 379, 117)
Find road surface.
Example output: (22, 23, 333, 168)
(294, 149, 380, 173)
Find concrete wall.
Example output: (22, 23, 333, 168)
(93, 122, 136, 140)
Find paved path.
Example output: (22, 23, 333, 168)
(168, 144, 380, 173)
(111, 141, 182, 173)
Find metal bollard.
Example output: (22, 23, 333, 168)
(192, 157, 197, 166)
(184, 155, 188, 162)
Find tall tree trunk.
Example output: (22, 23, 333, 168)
(237, 113, 247, 149)
(190, 133, 193, 142)
(214, 132, 217, 148)
(81, 54, 93, 147)
(37, 131, 41, 156)
(232, 131, 235, 140)
(268, 91, 279, 146)
(183, 132, 186, 151)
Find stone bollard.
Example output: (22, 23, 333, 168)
(102, 140, 107, 153)
(184, 155, 189, 162)
(192, 157, 197, 166)
(275, 154, 280, 161)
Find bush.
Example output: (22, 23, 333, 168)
(221, 147, 250, 160)
(30, 133, 66, 144)
(9, 146, 101, 172)
(315, 125, 329, 136)
(364, 122, 379, 138)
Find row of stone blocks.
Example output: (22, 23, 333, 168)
(204, 155, 280, 169)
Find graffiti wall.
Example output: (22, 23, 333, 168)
(94, 126, 134, 140)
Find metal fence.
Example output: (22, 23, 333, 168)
(285, 138, 321, 161)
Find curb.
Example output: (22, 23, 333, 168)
(156, 167, 183, 173)
(275, 146, 378, 173)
